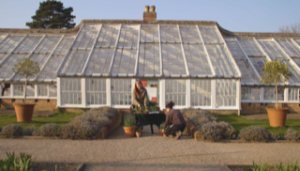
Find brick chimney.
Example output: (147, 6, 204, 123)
(143, 5, 156, 22)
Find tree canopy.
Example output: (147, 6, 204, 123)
(26, 0, 76, 29)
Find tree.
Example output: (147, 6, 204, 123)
(12, 58, 40, 103)
(279, 23, 300, 34)
(26, 0, 75, 29)
(260, 60, 292, 109)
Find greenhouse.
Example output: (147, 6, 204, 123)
(1, 8, 300, 115)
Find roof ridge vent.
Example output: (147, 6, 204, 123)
(143, 5, 156, 22)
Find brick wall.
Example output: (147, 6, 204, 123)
(1, 99, 57, 112)
(241, 103, 300, 115)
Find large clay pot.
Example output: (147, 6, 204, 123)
(123, 126, 137, 137)
(14, 103, 35, 122)
(266, 108, 288, 127)
(158, 129, 164, 136)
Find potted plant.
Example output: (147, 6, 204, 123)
(158, 122, 165, 136)
(136, 127, 142, 137)
(260, 60, 292, 127)
(12, 58, 40, 122)
(123, 114, 136, 137)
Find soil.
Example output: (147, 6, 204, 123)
(31, 163, 82, 171)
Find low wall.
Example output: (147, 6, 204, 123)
(241, 103, 300, 115)
(1, 99, 57, 111)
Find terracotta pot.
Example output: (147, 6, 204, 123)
(266, 108, 288, 127)
(14, 103, 35, 122)
(136, 132, 142, 138)
(158, 129, 164, 136)
(123, 126, 137, 137)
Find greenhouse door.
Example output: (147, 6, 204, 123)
(140, 80, 159, 103)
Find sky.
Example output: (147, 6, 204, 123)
(0, 0, 299, 32)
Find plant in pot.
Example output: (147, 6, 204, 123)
(12, 58, 40, 122)
(260, 59, 292, 127)
(123, 114, 136, 137)
(158, 122, 165, 136)
(136, 127, 142, 138)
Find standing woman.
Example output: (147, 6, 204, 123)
(132, 80, 148, 108)
(164, 101, 186, 139)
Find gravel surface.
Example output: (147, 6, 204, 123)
(1, 125, 300, 171)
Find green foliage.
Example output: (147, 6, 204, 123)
(217, 114, 300, 136)
(0, 112, 81, 129)
(26, 0, 75, 29)
(136, 127, 141, 132)
(260, 60, 292, 109)
(133, 99, 158, 114)
(12, 58, 40, 103)
(238, 126, 269, 142)
(0, 152, 33, 171)
(12, 58, 40, 80)
(123, 115, 135, 127)
(250, 161, 300, 171)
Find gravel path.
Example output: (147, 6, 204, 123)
(1, 125, 300, 171)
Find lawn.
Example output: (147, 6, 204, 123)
(217, 114, 300, 135)
(0, 112, 82, 128)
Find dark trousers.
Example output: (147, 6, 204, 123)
(164, 123, 186, 136)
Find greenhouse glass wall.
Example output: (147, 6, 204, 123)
(1, 17, 300, 114)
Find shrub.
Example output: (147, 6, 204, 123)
(1, 124, 23, 138)
(269, 133, 281, 141)
(200, 122, 221, 142)
(181, 108, 216, 127)
(0, 152, 33, 171)
(285, 129, 300, 141)
(238, 126, 269, 142)
(199, 121, 235, 141)
(124, 114, 135, 127)
(60, 115, 110, 140)
(39, 123, 58, 137)
(83, 107, 119, 119)
(23, 125, 37, 136)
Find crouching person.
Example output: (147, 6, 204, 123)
(163, 101, 186, 139)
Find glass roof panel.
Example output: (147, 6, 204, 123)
(72, 24, 101, 49)
(140, 25, 159, 42)
(276, 38, 300, 57)
(293, 38, 300, 47)
(292, 58, 300, 68)
(86, 48, 115, 75)
(198, 25, 223, 44)
(37, 37, 74, 81)
(183, 44, 212, 76)
(14, 36, 42, 54)
(284, 61, 300, 84)
(138, 43, 160, 76)
(34, 36, 61, 54)
(117, 25, 139, 49)
(0, 54, 26, 79)
(52, 37, 74, 56)
(111, 49, 137, 75)
(179, 25, 202, 43)
(160, 25, 180, 42)
(0, 53, 7, 62)
(206, 45, 238, 77)
(249, 57, 268, 75)
(225, 40, 247, 60)
(238, 38, 264, 56)
(96, 25, 120, 48)
(236, 60, 259, 84)
(257, 40, 287, 60)
(161, 44, 186, 76)
(0, 36, 24, 53)
(0, 34, 7, 42)
(60, 50, 90, 75)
